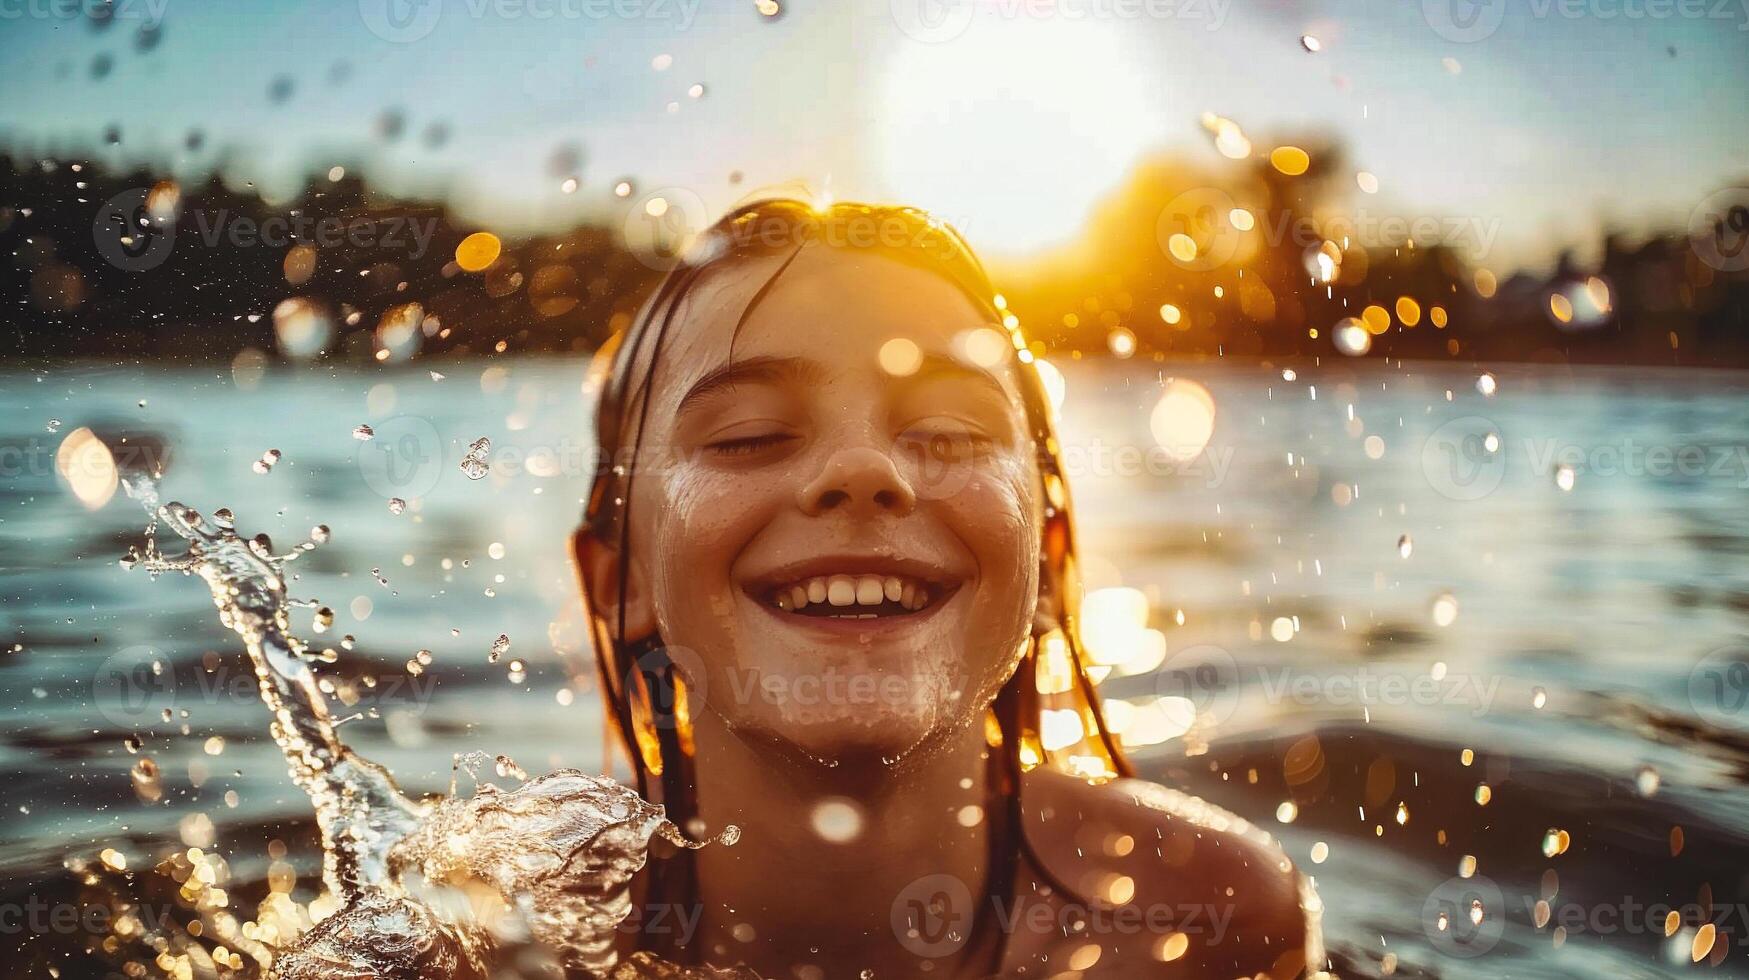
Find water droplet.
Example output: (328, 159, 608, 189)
(1275, 801, 1298, 823)
(1554, 464, 1576, 492)
(809, 797, 865, 843)
(1476, 372, 1497, 396)
(1636, 765, 1660, 797)
(1532, 687, 1547, 709)
(1299, 34, 1321, 52)
(311, 524, 331, 544)
(46, 418, 61, 433)
(1541, 828, 1570, 857)
(1397, 534, 1413, 559)
(353, 424, 375, 441)
(1431, 591, 1459, 627)
(489, 634, 510, 664)
(460, 437, 491, 480)
(388, 498, 406, 515)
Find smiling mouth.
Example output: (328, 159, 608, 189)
(761, 573, 951, 620)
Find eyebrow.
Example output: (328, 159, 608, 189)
(908, 352, 1011, 403)
(675, 355, 828, 415)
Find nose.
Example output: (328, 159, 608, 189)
(798, 446, 917, 518)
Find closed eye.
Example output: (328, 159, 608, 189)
(707, 432, 798, 456)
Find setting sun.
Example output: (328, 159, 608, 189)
(876, 22, 1165, 258)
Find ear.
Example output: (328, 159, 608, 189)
(571, 526, 658, 644)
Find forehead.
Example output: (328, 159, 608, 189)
(644, 247, 1009, 411)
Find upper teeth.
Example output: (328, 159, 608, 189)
(774, 575, 931, 612)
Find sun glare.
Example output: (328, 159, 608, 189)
(876, 22, 1164, 258)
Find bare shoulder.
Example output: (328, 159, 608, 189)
(1018, 768, 1325, 978)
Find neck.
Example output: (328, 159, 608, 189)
(673, 708, 1003, 978)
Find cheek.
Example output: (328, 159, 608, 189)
(957, 460, 1042, 644)
(644, 469, 769, 640)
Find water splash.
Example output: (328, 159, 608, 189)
(118, 475, 743, 978)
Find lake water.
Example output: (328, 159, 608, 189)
(3, 357, 1747, 978)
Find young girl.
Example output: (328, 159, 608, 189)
(574, 199, 1323, 979)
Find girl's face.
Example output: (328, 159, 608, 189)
(594, 246, 1042, 764)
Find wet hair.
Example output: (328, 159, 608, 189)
(576, 198, 1131, 971)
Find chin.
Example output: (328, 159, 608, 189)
(716, 663, 983, 770)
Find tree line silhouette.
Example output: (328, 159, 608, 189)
(2, 152, 1745, 367)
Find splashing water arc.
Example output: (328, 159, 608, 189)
(119, 476, 742, 979)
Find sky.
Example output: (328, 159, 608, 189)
(2, 0, 1747, 272)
